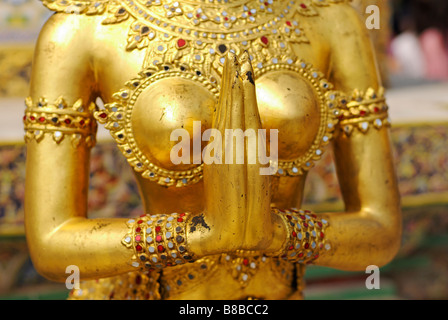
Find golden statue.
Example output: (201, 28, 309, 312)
(23, 0, 402, 300)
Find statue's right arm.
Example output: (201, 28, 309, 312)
(24, 13, 202, 282)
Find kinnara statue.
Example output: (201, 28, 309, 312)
(23, 0, 402, 299)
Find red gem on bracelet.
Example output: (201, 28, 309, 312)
(64, 119, 71, 125)
(320, 232, 325, 238)
(300, 3, 307, 9)
(156, 235, 163, 242)
(157, 245, 165, 253)
(286, 21, 292, 27)
(30, 116, 36, 121)
(292, 231, 297, 238)
(39, 117, 45, 123)
(136, 227, 141, 233)
(155, 226, 161, 233)
(360, 110, 366, 116)
(303, 222, 308, 228)
(286, 215, 292, 220)
(99, 113, 107, 119)
(177, 218, 184, 222)
(243, 259, 249, 266)
(300, 215, 306, 220)
(180, 213, 186, 217)
(137, 220, 143, 224)
(135, 275, 142, 285)
(304, 243, 310, 249)
(298, 252, 304, 258)
(289, 245, 294, 250)
(135, 235, 141, 242)
(136, 244, 143, 252)
(317, 222, 323, 228)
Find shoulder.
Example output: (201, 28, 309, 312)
(39, 0, 132, 24)
(40, 0, 111, 15)
(34, 7, 106, 72)
(36, 13, 95, 52)
(310, 1, 364, 32)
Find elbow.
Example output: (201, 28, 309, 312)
(366, 206, 403, 268)
(372, 229, 402, 268)
(27, 233, 68, 283)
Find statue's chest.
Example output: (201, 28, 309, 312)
(94, 2, 341, 187)
(126, 68, 324, 169)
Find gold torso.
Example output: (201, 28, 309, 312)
(55, 0, 340, 299)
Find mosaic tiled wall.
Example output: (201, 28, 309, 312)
(0, 0, 51, 42)
(0, 0, 50, 98)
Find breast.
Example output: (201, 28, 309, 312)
(131, 71, 321, 171)
(131, 77, 216, 171)
(256, 71, 321, 161)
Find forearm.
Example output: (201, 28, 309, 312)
(27, 217, 134, 281)
(270, 207, 401, 271)
(27, 213, 200, 282)
(309, 210, 401, 270)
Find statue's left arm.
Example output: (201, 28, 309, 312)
(270, 4, 402, 271)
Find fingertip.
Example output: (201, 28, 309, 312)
(226, 51, 238, 65)
(241, 50, 250, 62)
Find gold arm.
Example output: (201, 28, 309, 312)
(25, 13, 129, 281)
(296, 5, 402, 271)
(24, 13, 201, 282)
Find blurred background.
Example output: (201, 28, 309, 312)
(0, 0, 447, 300)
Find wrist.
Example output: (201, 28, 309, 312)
(122, 212, 195, 270)
(269, 208, 332, 264)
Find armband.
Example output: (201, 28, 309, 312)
(332, 87, 391, 136)
(23, 97, 97, 147)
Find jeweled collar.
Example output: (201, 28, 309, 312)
(40, 0, 350, 22)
